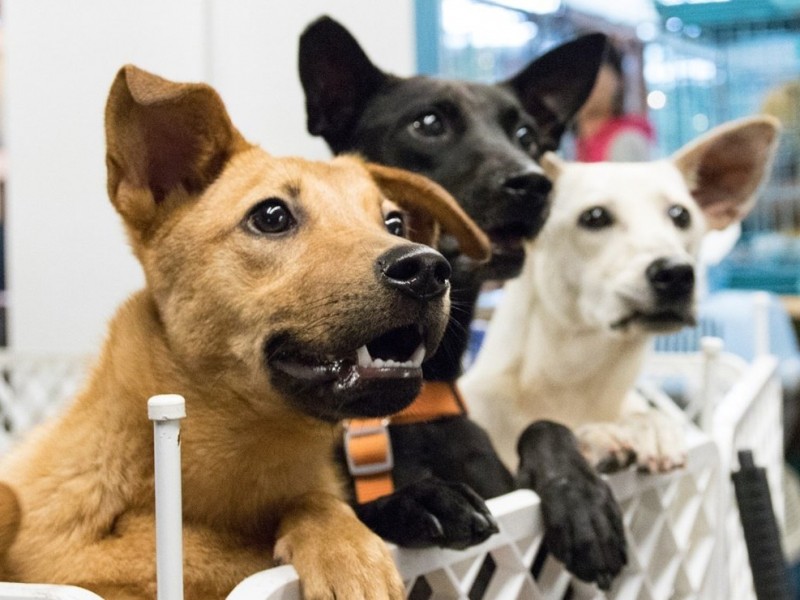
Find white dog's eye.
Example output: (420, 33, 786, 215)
(384, 211, 406, 237)
(668, 204, 691, 229)
(245, 198, 296, 235)
(578, 206, 614, 230)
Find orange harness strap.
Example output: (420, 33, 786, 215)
(344, 381, 467, 504)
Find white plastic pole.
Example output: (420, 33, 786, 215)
(148, 394, 186, 600)
(700, 336, 724, 432)
(753, 291, 771, 358)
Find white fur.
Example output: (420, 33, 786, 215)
(461, 117, 780, 473)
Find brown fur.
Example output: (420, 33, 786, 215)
(0, 65, 488, 599)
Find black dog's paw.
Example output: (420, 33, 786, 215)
(355, 477, 498, 550)
(534, 474, 627, 590)
(517, 421, 627, 589)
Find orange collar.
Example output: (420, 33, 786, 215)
(344, 381, 467, 504)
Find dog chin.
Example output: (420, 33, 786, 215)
(266, 324, 430, 421)
(280, 372, 423, 422)
(609, 310, 697, 334)
(482, 250, 525, 280)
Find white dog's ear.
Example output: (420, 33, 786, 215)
(539, 152, 564, 181)
(671, 116, 780, 230)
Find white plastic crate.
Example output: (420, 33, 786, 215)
(0, 344, 782, 600)
(228, 428, 722, 600)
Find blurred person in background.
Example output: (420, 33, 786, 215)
(762, 80, 800, 184)
(574, 42, 655, 163)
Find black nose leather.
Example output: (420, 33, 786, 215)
(377, 245, 451, 300)
(502, 171, 552, 200)
(646, 258, 695, 300)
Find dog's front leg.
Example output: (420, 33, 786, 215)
(19, 512, 272, 600)
(355, 476, 499, 550)
(618, 396, 688, 473)
(275, 491, 404, 600)
(516, 421, 627, 590)
(577, 391, 687, 474)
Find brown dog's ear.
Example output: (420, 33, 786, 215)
(105, 65, 247, 231)
(503, 33, 607, 152)
(540, 152, 565, 181)
(367, 163, 490, 262)
(671, 116, 780, 230)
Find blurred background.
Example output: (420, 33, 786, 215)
(3, 0, 800, 356)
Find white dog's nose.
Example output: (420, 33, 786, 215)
(646, 258, 694, 301)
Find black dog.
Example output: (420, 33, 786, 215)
(299, 17, 626, 588)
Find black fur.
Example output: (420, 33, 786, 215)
(299, 16, 626, 588)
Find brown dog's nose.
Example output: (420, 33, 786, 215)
(377, 245, 451, 300)
(646, 257, 695, 300)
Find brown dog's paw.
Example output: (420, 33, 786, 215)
(575, 422, 637, 473)
(275, 505, 404, 600)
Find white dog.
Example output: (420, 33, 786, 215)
(461, 116, 780, 473)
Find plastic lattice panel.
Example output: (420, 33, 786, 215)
(227, 434, 723, 600)
(0, 352, 91, 452)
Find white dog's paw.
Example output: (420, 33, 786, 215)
(620, 410, 686, 474)
(575, 422, 637, 473)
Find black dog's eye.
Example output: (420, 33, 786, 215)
(516, 125, 537, 151)
(246, 198, 295, 235)
(578, 206, 614, 230)
(384, 211, 406, 237)
(410, 111, 446, 138)
(668, 204, 691, 229)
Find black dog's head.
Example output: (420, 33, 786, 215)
(299, 16, 606, 280)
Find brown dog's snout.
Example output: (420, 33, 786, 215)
(646, 258, 695, 301)
(377, 245, 451, 301)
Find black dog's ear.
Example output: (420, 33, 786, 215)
(298, 16, 388, 152)
(503, 33, 607, 151)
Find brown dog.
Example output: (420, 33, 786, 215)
(0, 66, 488, 599)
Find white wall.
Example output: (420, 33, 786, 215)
(4, 0, 415, 354)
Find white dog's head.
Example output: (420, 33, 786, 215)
(532, 116, 779, 337)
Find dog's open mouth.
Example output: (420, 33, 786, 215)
(271, 324, 426, 382)
(610, 309, 696, 332)
(484, 224, 530, 279)
(268, 325, 429, 420)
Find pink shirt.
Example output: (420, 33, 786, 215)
(576, 115, 655, 163)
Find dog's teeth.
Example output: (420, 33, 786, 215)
(410, 344, 426, 367)
(356, 345, 373, 367)
(374, 358, 385, 368)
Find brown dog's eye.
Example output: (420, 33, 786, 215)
(384, 211, 406, 237)
(668, 204, 691, 229)
(246, 199, 295, 235)
(578, 206, 614, 230)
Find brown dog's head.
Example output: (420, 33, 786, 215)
(104, 65, 489, 421)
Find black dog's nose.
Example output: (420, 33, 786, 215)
(377, 245, 451, 300)
(502, 171, 552, 200)
(646, 258, 695, 300)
